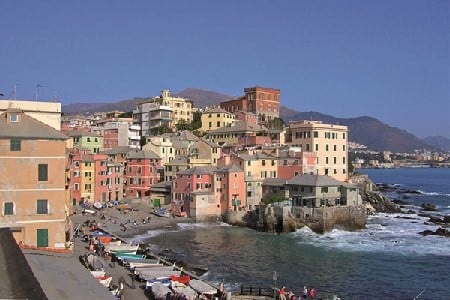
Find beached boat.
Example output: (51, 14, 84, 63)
(86, 254, 106, 271)
(145, 277, 172, 289)
(189, 279, 217, 295)
(152, 207, 170, 218)
(128, 261, 163, 270)
(137, 270, 181, 281)
(105, 244, 139, 254)
(169, 274, 190, 285)
(115, 253, 145, 261)
(134, 265, 174, 275)
(171, 282, 197, 299)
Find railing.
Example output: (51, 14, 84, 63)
(240, 285, 274, 297)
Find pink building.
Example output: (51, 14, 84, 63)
(215, 163, 246, 213)
(171, 166, 217, 220)
(125, 150, 161, 198)
(93, 153, 109, 203)
(235, 111, 258, 125)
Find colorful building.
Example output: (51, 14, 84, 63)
(0, 109, 69, 249)
(200, 107, 236, 133)
(66, 130, 104, 154)
(124, 150, 162, 198)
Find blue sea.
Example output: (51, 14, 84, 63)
(131, 168, 450, 300)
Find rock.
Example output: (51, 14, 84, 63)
(444, 216, 450, 223)
(421, 203, 436, 211)
(418, 227, 450, 237)
(428, 216, 444, 224)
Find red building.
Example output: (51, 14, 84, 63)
(220, 86, 280, 124)
(125, 150, 161, 198)
(277, 151, 317, 179)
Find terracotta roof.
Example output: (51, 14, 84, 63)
(262, 178, 287, 186)
(0, 110, 68, 140)
(102, 146, 134, 155)
(66, 130, 101, 137)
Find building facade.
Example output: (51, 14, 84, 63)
(0, 109, 69, 249)
(289, 120, 348, 181)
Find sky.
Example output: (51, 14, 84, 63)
(1, 1, 449, 139)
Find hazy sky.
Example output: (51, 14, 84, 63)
(1, 1, 449, 138)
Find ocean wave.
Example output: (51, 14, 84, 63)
(291, 213, 450, 256)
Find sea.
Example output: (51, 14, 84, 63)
(130, 168, 450, 300)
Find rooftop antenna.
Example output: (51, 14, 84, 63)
(13, 83, 18, 100)
(35, 83, 42, 100)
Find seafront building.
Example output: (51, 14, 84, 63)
(289, 120, 349, 181)
(0, 109, 70, 248)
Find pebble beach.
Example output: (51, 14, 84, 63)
(24, 201, 196, 300)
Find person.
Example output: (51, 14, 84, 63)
(279, 286, 286, 300)
(309, 288, 316, 299)
(302, 286, 308, 300)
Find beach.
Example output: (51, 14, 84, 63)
(24, 202, 194, 300)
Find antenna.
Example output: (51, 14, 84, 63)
(35, 83, 42, 100)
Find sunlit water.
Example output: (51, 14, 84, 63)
(130, 168, 450, 299)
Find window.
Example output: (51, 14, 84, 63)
(262, 160, 266, 166)
(314, 131, 318, 138)
(217, 121, 220, 127)
(37, 199, 48, 214)
(315, 144, 318, 151)
(4, 202, 13, 215)
(9, 113, 19, 122)
(321, 187, 329, 193)
(38, 164, 48, 181)
(74, 183, 79, 190)
(10, 139, 21, 151)
(326, 145, 329, 151)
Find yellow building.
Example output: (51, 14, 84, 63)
(80, 155, 95, 202)
(289, 120, 348, 181)
(0, 109, 69, 249)
(200, 107, 235, 133)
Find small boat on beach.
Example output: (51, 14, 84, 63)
(152, 207, 170, 218)
(115, 253, 145, 261)
(149, 282, 172, 299)
(137, 270, 181, 281)
(105, 244, 139, 254)
(128, 261, 163, 270)
(169, 274, 190, 285)
(145, 277, 172, 289)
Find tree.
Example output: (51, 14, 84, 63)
(191, 111, 202, 130)
(268, 117, 285, 130)
(139, 136, 147, 149)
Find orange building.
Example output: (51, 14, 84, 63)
(0, 109, 70, 249)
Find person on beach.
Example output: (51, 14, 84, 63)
(279, 286, 286, 300)
(309, 288, 316, 299)
(302, 286, 308, 300)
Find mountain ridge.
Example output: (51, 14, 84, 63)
(62, 88, 438, 153)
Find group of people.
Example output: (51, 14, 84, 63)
(279, 285, 316, 300)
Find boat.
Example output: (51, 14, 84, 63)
(171, 282, 197, 299)
(152, 207, 170, 218)
(128, 261, 163, 270)
(189, 279, 217, 295)
(93, 201, 103, 209)
(105, 244, 139, 254)
(169, 274, 190, 285)
(137, 270, 181, 281)
(134, 266, 174, 275)
(145, 277, 172, 289)
(115, 253, 145, 261)
(86, 254, 106, 271)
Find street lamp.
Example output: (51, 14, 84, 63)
(272, 271, 278, 300)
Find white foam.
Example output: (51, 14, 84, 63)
(291, 212, 450, 256)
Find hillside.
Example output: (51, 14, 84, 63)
(62, 88, 435, 153)
(422, 136, 450, 152)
